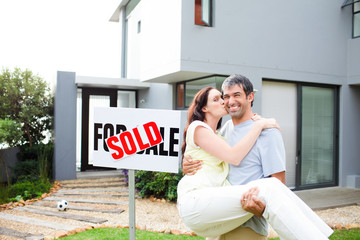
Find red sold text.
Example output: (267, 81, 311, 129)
(94, 122, 179, 160)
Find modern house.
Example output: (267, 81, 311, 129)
(54, 0, 360, 191)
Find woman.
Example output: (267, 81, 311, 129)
(177, 87, 333, 240)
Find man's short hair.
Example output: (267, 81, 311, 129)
(222, 74, 254, 106)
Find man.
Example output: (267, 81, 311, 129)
(183, 74, 286, 240)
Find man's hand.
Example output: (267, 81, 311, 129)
(241, 187, 266, 217)
(182, 155, 203, 175)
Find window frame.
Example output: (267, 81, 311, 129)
(353, 2, 360, 38)
(296, 82, 340, 190)
(194, 0, 213, 27)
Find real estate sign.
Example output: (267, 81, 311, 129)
(90, 107, 181, 173)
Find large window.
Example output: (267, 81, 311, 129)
(176, 75, 226, 109)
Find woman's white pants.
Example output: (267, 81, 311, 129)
(177, 177, 333, 240)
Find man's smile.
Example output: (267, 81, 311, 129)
(228, 103, 241, 112)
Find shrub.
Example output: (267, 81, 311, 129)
(0, 183, 9, 204)
(135, 170, 183, 202)
(38, 143, 53, 180)
(7, 178, 52, 201)
(12, 143, 53, 183)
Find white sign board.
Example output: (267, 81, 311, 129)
(90, 107, 181, 173)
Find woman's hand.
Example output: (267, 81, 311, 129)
(252, 114, 280, 130)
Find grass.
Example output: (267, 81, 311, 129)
(58, 228, 360, 240)
(59, 228, 205, 240)
(268, 228, 360, 240)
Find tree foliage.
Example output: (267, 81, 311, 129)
(0, 68, 54, 146)
(0, 118, 22, 147)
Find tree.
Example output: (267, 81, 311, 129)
(0, 68, 54, 147)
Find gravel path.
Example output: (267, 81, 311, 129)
(0, 177, 359, 239)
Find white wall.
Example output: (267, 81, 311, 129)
(126, 0, 182, 81)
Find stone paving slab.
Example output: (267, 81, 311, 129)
(43, 196, 128, 205)
(16, 207, 108, 224)
(0, 226, 44, 240)
(52, 192, 129, 198)
(32, 201, 125, 213)
(61, 177, 124, 184)
(76, 170, 124, 179)
(0, 212, 77, 231)
(61, 183, 127, 189)
(56, 188, 129, 193)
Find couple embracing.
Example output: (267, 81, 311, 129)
(176, 74, 333, 240)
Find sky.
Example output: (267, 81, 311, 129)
(0, 0, 122, 89)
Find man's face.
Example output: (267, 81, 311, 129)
(222, 85, 252, 119)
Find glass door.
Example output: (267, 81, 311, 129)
(299, 86, 338, 187)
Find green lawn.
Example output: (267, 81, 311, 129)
(269, 228, 360, 240)
(58, 228, 360, 240)
(59, 228, 204, 240)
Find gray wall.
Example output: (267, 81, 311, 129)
(347, 38, 360, 85)
(54, 71, 77, 180)
(180, 0, 350, 86)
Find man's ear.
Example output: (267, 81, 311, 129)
(247, 92, 254, 102)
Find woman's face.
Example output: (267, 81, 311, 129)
(204, 89, 227, 118)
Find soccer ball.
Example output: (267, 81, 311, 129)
(57, 200, 68, 211)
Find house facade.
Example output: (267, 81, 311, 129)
(54, 0, 360, 190)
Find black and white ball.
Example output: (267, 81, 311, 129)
(57, 200, 68, 211)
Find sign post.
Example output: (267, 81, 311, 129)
(89, 107, 182, 239)
(128, 169, 136, 240)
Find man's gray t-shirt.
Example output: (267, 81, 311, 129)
(221, 119, 286, 236)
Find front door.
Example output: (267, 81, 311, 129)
(81, 88, 117, 171)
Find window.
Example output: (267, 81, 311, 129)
(176, 75, 226, 109)
(354, 2, 360, 38)
(137, 20, 141, 33)
(342, 0, 360, 38)
(195, 0, 212, 26)
(300, 86, 337, 186)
